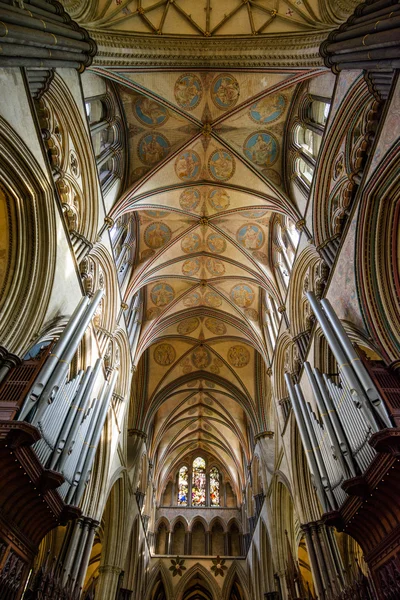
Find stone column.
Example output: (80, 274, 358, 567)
(301, 523, 325, 600)
(310, 522, 331, 598)
(185, 532, 192, 556)
(96, 565, 123, 600)
(75, 518, 99, 590)
(167, 531, 173, 555)
(205, 531, 211, 556)
(224, 532, 230, 556)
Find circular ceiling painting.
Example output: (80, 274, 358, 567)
(154, 343, 176, 366)
(228, 345, 250, 367)
(151, 283, 175, 306)
(243, 132, 279, 168)
(144, 222, 171, 249)
(135, 97, 169, 127)
(208, 149, 235, 181)
(230, 284, 254, 308)
(180, 188, 201, 211)
(249, 94, 286, 124)
(211, 74, 240, 110)
(174, 74, 203, 110)
(175, 150, 201, 181)
(138, 133, 170, 165)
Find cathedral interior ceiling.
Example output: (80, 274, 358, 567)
(100, 66, 313, 492)
(79, 0, 326, 37)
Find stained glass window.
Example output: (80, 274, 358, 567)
(210, 467, 220, 506)
(192, 457, 206, 506)
(177, 466, 188, 505)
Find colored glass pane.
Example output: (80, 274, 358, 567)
(177, 466, 188, 505)
(210, 467, 220, 506)
(192, 457, 206, 506)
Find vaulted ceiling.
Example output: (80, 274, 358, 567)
(95, 66, 319, 496)
(75, 0, 327, 37)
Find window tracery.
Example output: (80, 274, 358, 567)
(292, 95, 331, 192)
(192, 457, 206, 506)
(178, 465, 189, 506)
(85, 91, 123, 193)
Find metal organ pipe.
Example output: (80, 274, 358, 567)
(320, 298, 391, 427)
(284, 373, 329, 513)
(64, 380, 109, 505)
(19, 295, 90, 421)
(294, 383, 337, 511)
(32, 289, 104, 425)
(51, 358, 103, 472)
(313, 367, 358, 478)
(306, 291, 380, 433)
(304, 361, 353, 480)
(74, 369, 118, 505)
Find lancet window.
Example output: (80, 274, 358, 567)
(85, 91, 123, 193)
(192, 457, 206, 506)
(272, 216, 300, 290)
(178, 466, 189, 506)
(210, 467, 220, 506)
(175, 458, 223, 507)
(293, 95, 330, 192)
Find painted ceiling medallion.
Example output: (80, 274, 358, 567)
(237, 224, 264, 250)
(207, 233, 226, 254)
(243, 131, 279, 167)
(182, 257, 201, 276)
(174, 74, 203, 110)
(183, 292, 201, 307)
(179, 188, 201, 211)
(206, 257, 225, 277)
(138, 133, 170, 165)
(181, 232, 202, 254)
(144, 222, 171, 249)
(252, 250, 269, 265)
(230, 284, 254, 308)
(263, 168, 282, 186)
(208, 188, 230, 211)
(204, 290, 222, 308)
(211, 74, 240, 110)
(208, 149, 235, 181)
(205, 318, 227, 335)
(175, 150, 201, 181)
(151, 282, 175, 306)
(134, 97, 169, 127)
(178, 318, 200, 335)
(249, 94, 286, 124)
(228, 345, 250, 367)
(191, 346, 212, 369)
(244, 307, 259, 321)
(146, 307, 161, 320)
(154, 343, 176, 366)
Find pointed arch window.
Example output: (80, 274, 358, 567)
(210, 467, 220, 506)
(177, 466, 189, 506)
(192, 457, 206, 506)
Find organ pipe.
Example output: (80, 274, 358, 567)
(294, 383, 337, 511)
(31, 289, 104, 425)
(320, 298, 391, 428)
(304, 361, 353, 479)
(284, 373, 329, 512)
(312, 367, 357, 478)
(51, 358, 103, 472)
(73, 369, 118, 505)
(306, 291, 380, 433)
(19, 295, 90, 421)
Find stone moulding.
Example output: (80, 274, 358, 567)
(89, 30, 330, 68)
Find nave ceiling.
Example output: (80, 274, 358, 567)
(102, 66, 315, 495)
